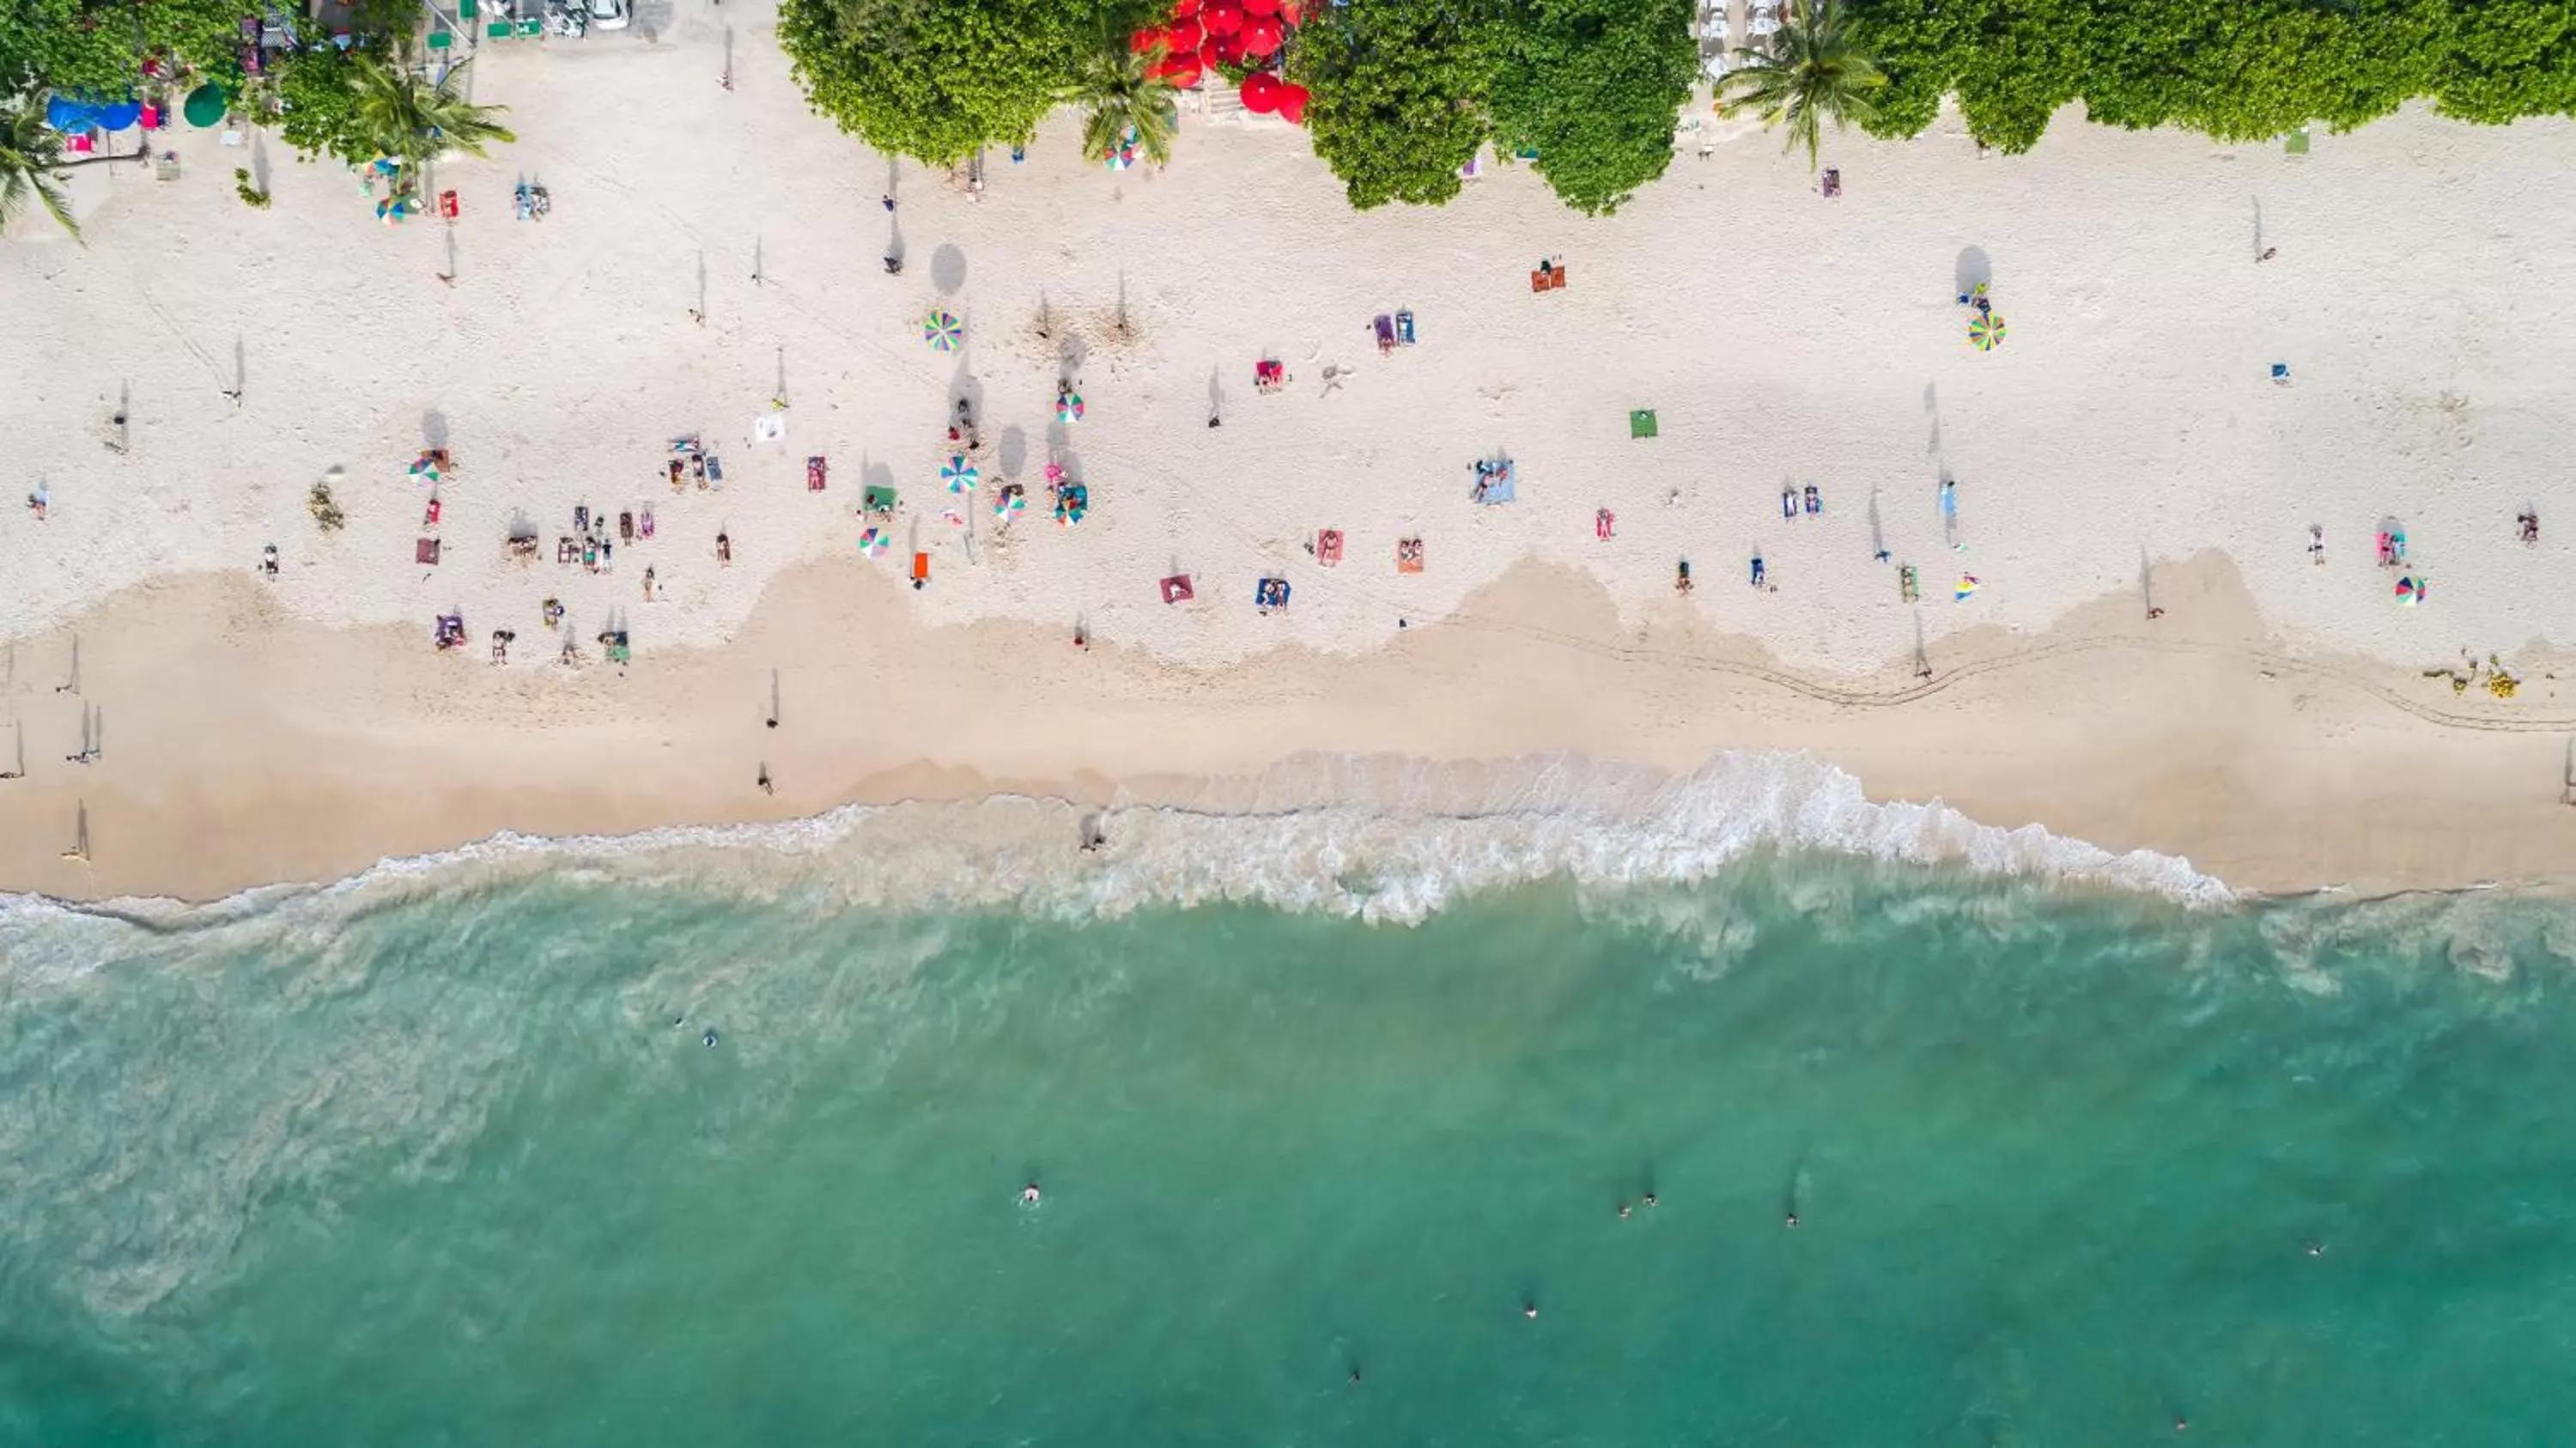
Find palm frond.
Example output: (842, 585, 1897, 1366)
(1718, 0, 1886, 169)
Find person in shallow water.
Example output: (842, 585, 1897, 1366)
(1021, 1182, 1042, 1205)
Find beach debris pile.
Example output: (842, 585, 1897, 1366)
(2425, 653, 2520, 699)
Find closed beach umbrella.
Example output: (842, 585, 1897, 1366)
(181, 82, 228, 127)
(1275, 81, 1309, 125)
(941, 454, 980, 493)
(1242, 15, 1284, 54)
(1241, 70, 1282, 113)
(1203, 3, 1242, 34)
(923, 310, 963, 350)
(859, 526, 890, 557)
(1969, 313, 2006, 350)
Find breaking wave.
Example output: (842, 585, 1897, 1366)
(0, 751, 2232, 953)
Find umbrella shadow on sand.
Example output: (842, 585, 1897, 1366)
(932, 242, 968, 295)
(1953, 246, 1990, 300)
(998, 425, 1028, 478)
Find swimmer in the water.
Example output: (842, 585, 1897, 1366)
(2306, 1241, 2325, 1257)
(1617, 1202, 1631, 1220)
(1022, 1183, 1042, 1205)
(702, 1028, 719, 1048)
(1522, 1302, 1539, 1320)
(1642, 1192, 1657, 1208)
(2175, 1416, 2188, 1433)
(1348, 1369, 1361, 1386)
(1785, 1212, 1799, 1228)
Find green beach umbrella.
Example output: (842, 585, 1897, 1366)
(182, 82, 229, 128)
(1969, 313, 2006, 351)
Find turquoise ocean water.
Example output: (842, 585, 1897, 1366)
(5, 783, 2576, 1445)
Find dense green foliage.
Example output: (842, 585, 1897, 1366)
(1850, 0, 2576, 154)
(269, 45, 371, 163)
(1487, 0, 1698, 215)
(1, 92, 77, 238)
(1291, 0, 1496, 210)
(0, 0, 246, 96)
(1073, 37, 1180, 164)
(1720, 0, 1883, 167)
(782, 0, 1127, 167)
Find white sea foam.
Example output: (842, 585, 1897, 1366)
(0, 752, 2234, 947)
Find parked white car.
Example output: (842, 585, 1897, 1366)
(587, 0, 628, 29)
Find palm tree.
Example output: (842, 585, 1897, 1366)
(1071, 39, 1179, 167)
(0, 95, 80, 242)
(1719, 0, 1886, 170)
(349, 52, 515, 166)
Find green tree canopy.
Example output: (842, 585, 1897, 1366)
(782, 0, 1121, 167)
(1293, 0, 1497, 210)
(1487, 0, 1698, 216)
(1850, 0, 2576, 153)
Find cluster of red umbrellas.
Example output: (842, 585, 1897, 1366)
(1129, 0, 1311, 125)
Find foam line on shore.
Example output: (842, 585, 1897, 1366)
(0, 753, 2233, 958)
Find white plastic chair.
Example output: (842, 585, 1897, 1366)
(1749, 13, 1780, 37)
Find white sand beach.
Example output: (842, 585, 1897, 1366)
(6, 1, 2576, 903)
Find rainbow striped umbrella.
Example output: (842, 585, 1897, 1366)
(1969, 313, 2006, 351)
(922, 310, 963, 351)
(940, 454, 980, 493)
(858, 526, 890, 557)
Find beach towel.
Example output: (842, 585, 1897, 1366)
(1160, 575, 1194, 605)
(1317, 529, 1344, 565)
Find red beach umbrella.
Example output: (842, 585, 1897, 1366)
(1156, 55, 1204, 87)
(1243, 0, 1279, 14)
(1200, 33, 1224, 66)
(1201, 3, 1242, 35)
(1275, 80, 1309, 125)
(1171, 0, 1200, 13)
(1129, 26, 1161, 52)
(1164, 16, 1202, 52)
(1242, 14, 1283, 54)
(1241, 69, 1282, 113)
(1210, 28, 1247, 62)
